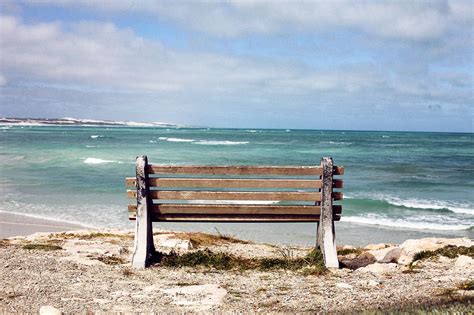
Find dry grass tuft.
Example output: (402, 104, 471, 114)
(153, 247, 326, 275)
(22, 243, 62, 251)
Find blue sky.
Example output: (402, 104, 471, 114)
(0, 0, 472, 131)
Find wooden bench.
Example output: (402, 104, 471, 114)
(126, 155, 344, 268)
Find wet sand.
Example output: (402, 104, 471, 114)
(0, 212, 85, 238)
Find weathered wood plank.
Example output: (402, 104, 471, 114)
(129, 214, 342, 222)
(153, 191, 321, 201)
(334, 166, 344, 175)
(125, 177, 343, 188)
(332, 192, 343, 200)
(128, 204, 342, 215)
(151, 178, 321, 188)
(148, 165, 324, 176)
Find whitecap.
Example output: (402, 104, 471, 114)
(83, 158, 122, 164)
(158, 137, 195, 142)
(90, 135, 103, 139)
(384, 197, 474, 215)
(194, 140, 249, 145)
(326, 141, 353, 145)
(342, 215, 472, 231)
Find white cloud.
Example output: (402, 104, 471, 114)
(0, 74, 7, 86)
(0, 15, 380, 95)
(25, 0, 473, 40)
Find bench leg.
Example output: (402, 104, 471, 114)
(316, 157, 339, 268)
(316, 220, 338, 268)
(131, 205, 154, 268)
(131, 155, 155, 268)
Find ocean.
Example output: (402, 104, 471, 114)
(1, 125, 473, 246)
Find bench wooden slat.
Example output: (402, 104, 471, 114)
(147, 165, 344, 176)
(127, 190, 343, 201)
(127, 204, 344, 215)
(128, 204, 342, 212)
(147, 165, 324, 176)
(128, 213, 341, 222)
(127, 190, 322, 201)
(128, 205, 342, 222)
(152, 178, 321, 188)
(125, 177, 343, 188)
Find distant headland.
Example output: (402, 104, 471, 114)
(0, 117, 182, 128)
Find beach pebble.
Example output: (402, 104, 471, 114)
(366, 279, 381, 287)
(39, 305, 61, 315)
(356, 263, 398, 274)
(454, 255, 474, 269)
(335, 283, 353, 290)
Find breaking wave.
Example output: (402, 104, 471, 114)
(83, 158, 122, 164)
(158, 137, 195, 142)
(342, 215, 472, 231)
(194, 140, 249, 145)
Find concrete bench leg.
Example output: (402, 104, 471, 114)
(131, 155, 155, 268)
(316, 157, 339, 268)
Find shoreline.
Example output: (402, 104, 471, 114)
(1, 210, 471, 246)
(0, 212, 86, 238)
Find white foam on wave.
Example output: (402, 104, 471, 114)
(385, 197, 474, 215)
(158, 137, 195, 142)
(326, 141, 353, 145)
(342, 215, 472, 231)
(194, 140, 249, 145)
(90, 135, 103, 139)
(83, 158, 122, 164)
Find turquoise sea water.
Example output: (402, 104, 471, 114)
(1, 125, 473, 245)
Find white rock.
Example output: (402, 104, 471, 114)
(454, 255, 474, 269)
(356, 263, 398, 274)
(336, 282, 353, 290)
(364, 243, 387, 251)
(367, 279, 381, 287)
(155, 234, 193, 250)
(368, 246, 397, 262)
(397, 238, 473, 265)
(39, 306, 61, 315)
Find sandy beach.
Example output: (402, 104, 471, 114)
(0, 212, 85, 238)
(0, 225, 472, 313)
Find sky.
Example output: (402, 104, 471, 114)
(0, 0, 472, 131)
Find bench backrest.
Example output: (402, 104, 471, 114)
(126, 157, 343, 222)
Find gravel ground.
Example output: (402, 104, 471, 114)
(0, 230, 472, 313)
